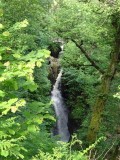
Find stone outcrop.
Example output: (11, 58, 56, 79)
(49, 56, 60, 85)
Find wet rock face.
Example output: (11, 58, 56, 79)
(48, 56, 60, 85)
(48, 42, 61, 58)
(48, 42, 62, 86)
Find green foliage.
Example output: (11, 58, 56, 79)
(54, 1, 120, 158)
(0, 11, 55, 158)
(33, 64, 51, 102)
(114, 85, 120, 99)
(60, 41, 85, 68)
(32, 135, 105, 160)
(0, 0, 120, 159)
(60, 41, 99, 134)
(2, 0, 54, 50)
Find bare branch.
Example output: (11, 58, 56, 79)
(71, 39, 105, 74)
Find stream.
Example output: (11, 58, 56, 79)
(51, 69, 70, 142)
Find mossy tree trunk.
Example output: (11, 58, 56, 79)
(87, 14, 120, 143)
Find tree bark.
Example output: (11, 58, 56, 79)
(87, 14, 120, 143)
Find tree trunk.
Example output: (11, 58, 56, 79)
(87, 15, 120, 143)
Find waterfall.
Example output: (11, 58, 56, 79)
(51, 70, 70, 142)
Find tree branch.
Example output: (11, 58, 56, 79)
(71, 39, 105, 74)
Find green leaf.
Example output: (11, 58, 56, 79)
(28, 83, 38, 92)
(0, 90, 5, 97)
(8, 98, 18, 105)
(13, 53, 21, 59)
(13, 81, 18, 90)
(18, 154, 24, 159)
(36, 60, 42, 67)
(1, 150, 9, 157)
(0, 55, 2, 60)
(0, 9, 3, 16)
(44, 114, 55, 121)
(2, 108, 10, 115)
(8, 129, 15, 135)
(34, 117, 43, 124)
(0, 23, 4, 29)
(11, 106, 17, 113)
(2, 31, 10, 37)
(27, 125, 37, 132)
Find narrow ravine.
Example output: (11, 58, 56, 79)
(51, 69, 70, 142)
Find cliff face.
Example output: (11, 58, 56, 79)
(49, 56, 60, 85)
(48, 42, 62, 85)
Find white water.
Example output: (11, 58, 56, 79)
(51, 70, 70, 142)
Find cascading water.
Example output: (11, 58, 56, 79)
(51, 69, 70, 142)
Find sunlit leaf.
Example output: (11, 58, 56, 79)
(11, 106, 17, 113)
(2, 31, 10, 37)
(0, 90, 5, 97)
(0, 23, 4, 29)
(27, 125, 37, 132)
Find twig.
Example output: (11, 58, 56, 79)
(96, 146, 108, 160)
(101, 141, 116, 160)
